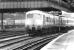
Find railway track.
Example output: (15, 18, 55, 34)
(0, 33, 62, 50)
(14, 33, 61, 50)
(0, 31, 28, 39)
(26, 35, 58, 50)
(14, 35, 56, 50)
(0, 36, 32, 47)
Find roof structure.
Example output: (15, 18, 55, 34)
(0, 0, 73, 12)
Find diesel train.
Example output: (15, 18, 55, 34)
(25, 10, 60, 29)
(24, 10, 74, 36)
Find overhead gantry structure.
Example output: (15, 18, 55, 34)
(0, 0, 73, 12)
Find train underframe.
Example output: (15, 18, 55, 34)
(26, 25, 74, 36)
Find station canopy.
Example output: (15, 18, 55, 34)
(0, 0, 73, 12)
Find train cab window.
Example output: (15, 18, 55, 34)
(27, 14, 33, 18)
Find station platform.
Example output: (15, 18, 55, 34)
(41, 30, 74, 50)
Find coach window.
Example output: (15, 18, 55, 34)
(46, 17, 50, 22)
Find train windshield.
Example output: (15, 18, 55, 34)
(27, 14, 33, 18)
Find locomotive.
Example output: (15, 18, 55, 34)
(25, 10, 60, 29)
(24, 10, 62, 36)
(24, 10, 74, 36)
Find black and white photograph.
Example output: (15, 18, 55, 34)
(0, 0, 74, 50)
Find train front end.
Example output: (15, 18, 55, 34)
(24, 10, 44, 30)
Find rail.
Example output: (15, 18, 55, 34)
(0, 33, 61, 50)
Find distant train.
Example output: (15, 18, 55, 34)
(4, 18, 15, 29)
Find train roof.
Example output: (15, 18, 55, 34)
(26, 10, 49, 15)
(26, 10, 60, 19)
